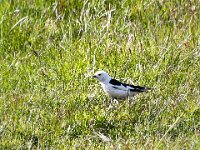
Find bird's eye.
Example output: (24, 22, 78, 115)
(98, 74, 101, 76)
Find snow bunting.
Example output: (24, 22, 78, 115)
(93, 70, 149, 99)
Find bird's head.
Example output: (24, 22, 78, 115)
(93, 70, 111, 83)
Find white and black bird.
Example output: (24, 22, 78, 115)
(93, 70, 150, 99)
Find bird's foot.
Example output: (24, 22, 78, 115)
(106, 98, 119, 110)
(112, 98, 119, 105)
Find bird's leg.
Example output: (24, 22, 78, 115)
(107, 98, 118, 110)
(107, 98, 114, 110)
(112, 98, 119, 105)
(109, 97, 118, 104)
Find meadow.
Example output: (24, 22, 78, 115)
(0, 0, 200, 149)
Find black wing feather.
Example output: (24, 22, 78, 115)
(109, 79, 122, 86)
(109, 79, 147, 92)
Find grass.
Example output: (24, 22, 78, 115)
(0, 0, 200, 149)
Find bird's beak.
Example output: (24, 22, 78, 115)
(93, 75, 97, 78)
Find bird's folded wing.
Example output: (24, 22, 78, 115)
(113, 85, 146, 92)
(112, 85, 131, 91)
(110, 79, 147, 92)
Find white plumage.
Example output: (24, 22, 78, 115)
(93, 70, 149, 99)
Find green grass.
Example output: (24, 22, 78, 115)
(0, 0, 200, 149)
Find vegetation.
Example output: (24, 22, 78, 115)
(0, 0, 199, 149)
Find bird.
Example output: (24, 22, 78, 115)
(93, 70, 150, 100)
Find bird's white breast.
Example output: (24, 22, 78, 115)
(100, 83, 136, 99)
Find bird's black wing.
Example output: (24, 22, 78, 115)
(110, 79, 147, 92)
(124, 84, 147, 92)
(109, 79, 122, 86)
(109, 79, 127, 90)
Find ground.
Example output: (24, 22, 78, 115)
(0, 0, 200, 149)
